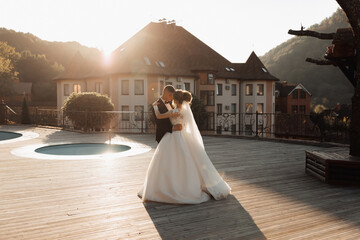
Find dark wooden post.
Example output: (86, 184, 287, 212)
(255, 111, 259, 137)
(0, 100, 6, 124)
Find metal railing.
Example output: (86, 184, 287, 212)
(204, 111, 349, 143)
(32, 109, 156, 133)
(2, 107, 350, 143)
(0, 101, 17, 124)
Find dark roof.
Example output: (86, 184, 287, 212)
(276, 82, 311, 97)
(240, 52, 279, 80)
(109, 22, 278, 80)
(109, 22, 233, 78)
(276, 82, 295, 96)
(54, 22, 279, 81)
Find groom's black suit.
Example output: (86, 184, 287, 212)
(154, 98, 173, 143)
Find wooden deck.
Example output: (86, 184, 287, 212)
(1, 125, 360, 240)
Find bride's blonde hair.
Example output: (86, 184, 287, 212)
(173, 90, 192, 104)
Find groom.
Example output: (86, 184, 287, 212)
(153, 85, 181, 143)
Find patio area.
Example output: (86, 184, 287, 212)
(1, 125, 360, 240)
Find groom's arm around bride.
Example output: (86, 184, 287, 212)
(153, 85, 181, 143)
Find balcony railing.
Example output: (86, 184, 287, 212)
(2, 107, 350, 144)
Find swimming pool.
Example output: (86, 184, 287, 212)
(35, 143, 131, 156)
(0, 131, 22, 141)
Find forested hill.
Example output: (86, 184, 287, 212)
(0, 28, 102, 103)
(0, 28, 101, 67)
(260, 8, 353, 108)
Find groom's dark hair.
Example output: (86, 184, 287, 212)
(164, 85, 175, 93)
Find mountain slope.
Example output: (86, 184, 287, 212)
(0, 28, 101, 67)
(260, 8, 353, 108)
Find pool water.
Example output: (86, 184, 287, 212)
(35, 143, 131, 156)
(0, 131, 22, 141)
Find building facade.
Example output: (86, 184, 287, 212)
(55, 21, 279, 134)
(275, 82, 311, 115)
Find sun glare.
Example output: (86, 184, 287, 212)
(102, 49, 113, 66)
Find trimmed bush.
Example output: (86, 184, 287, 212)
(21, 95, 31, 124)
(62, 92, 114, 131)
(190, 94, 208, 129)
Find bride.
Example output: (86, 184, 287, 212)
(138, 89, 231, 204)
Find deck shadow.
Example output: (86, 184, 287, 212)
(208, 138, 360, 229)
(144, 195, 266, 240)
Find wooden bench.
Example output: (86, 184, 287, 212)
(305, 150, 360, 186)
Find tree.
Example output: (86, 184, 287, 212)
(62, 92, 114, 131)
(335, 1, 360, 156)
(0, 41, 20, 97)
(21, 95, 31, 124)
(190, 94, 208, 129)
(289, 2, 360, 157)
(16, 51, 64, 102)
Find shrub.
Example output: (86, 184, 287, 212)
(21, 95, 31, 124)
(190, 94, 208, 129)
(62, 92, 114, 131)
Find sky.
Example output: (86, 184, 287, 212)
(0, 0, 340, 63)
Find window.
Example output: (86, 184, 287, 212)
(207, 73, 214, 84)
(299, 105, 306, 114)
(200, 91, 215, 106)
(135, 80, 144, 95)
(231, 103, 236, 114)
(135, 105, 144, 120)
(292, 105, 298, 113)
(176, 84, 184, 90)
(231, 84, 236, 96)
(73, 83, 81, 93)
(292, 90, 298, 99)
(216, 84, 223, 96)
(64, 84, 70, 96)
(245, 103, 253, 113)
(144, 57, 151, 65)
(95, 82, 103, 93)
(300, 90, 306, 99)
(184, 82, 190, 91)
(257, 84, 264, 96)
(121, 80, 129, 95)
(246, 84, 253, 96)
(217, 104, 222, 115)
(257, 103, 264, 114)
(121, 106, 129, 120)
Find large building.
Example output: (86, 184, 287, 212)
(55, 21, 279, 133)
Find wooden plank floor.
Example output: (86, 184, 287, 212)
(1, 125, 360, 240)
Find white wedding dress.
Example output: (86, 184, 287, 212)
(138, 102, 231, 204)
